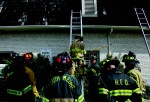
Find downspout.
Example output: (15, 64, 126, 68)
(107, 28, 113, 56)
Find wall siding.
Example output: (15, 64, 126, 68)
(0, 32, 150, 85)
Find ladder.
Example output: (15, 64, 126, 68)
(70, 10, 83, 46)
(134, 8, 150, 57)
(70, 10, 84, 97)
(0, 1, 4, 13)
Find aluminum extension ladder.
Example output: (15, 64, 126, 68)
(70, 10, 84, 96)
(134, 8, 150, 57)
(70, 10, 83, 46)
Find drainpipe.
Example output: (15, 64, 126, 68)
(107, 28, 113, 56)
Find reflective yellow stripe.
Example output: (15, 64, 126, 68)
(77, 94, 84, 102)
(125, 99, 132, 102)
(91, 69, 96, 74)
(110, 89, 132, 96)
(128, 70, 140, 88)
(7, 85, 32, 96)
(71, 48, 84, 53)
(22, 85, 32, 94)
(71, 57, 84, 61)
(124, 56, 135, 61)
(142, 98, 145, 102)
(102, 60, 110, 66)
(40, 96, 49, 102)
(75, 99, 77, 102)
(133, 88, 142, 94)
(99, 88, 109, 94)
(7, 89, 22, 96)
(116, 99, 131, 102)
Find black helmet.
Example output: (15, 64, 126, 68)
(122, 51, 137, 62)
(128, 51, 136, 59)
(105, 59, 120, 68)
(101, 59, 120, 73)
(74, 35, 83, 42)
(101, 59, 110, 66)
(90, 55, 97, 60)
(56, 52, 72, 72)
(90, 55, 97, 64)
(122, 54, 135, 62)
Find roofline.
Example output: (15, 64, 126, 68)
(0, 25, 146, 33)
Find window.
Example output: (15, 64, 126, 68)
(82, 0, 98, 17)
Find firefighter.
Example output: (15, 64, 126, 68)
(122, 51, 141, 72)
(86, 55, 100, 102)
(69, 36, 88, 99)
(23, 52, 50, 102)
(70, 35, 85, 61)
(23, 52, 36, 73)
(44, 52, 85, 102)
(98, 59, 142, 102)
(122, 51, 146, 101)
(88, 55, 100, 77)
(6, 56, 40, 102)
(69, 35, 86, 78)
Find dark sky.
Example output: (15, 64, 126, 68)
(0, 0, 149, 26)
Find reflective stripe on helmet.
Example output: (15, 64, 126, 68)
(124, 56, 135, 61)
(102, 60, 110, 66)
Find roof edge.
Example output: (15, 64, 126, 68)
(0, 25, 146, 32)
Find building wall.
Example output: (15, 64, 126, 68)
(0, 32, 150, 85)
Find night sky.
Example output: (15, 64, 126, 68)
(0, 0, 149, 26)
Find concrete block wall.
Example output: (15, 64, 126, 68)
(0, 33, 70, 56)
(0, 32, 150, 85)
(84, 33, 150, 86)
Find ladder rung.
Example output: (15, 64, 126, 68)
(72, 26, 81, 28)
(72, 17, 80, 19)
(72, 27, 81, 30)
(73, 12, 80, 14)
(144, 34, 150, 36)
(72, 25, 81, 26)
(141, 23, 148, 25)
(139, 18, 146, 19)
(141, 26, 148, 30)
(137, 13, 144, 14)
(72, 34, 81, 35)
(72, 22, 81, 24)
(135, 8, 142, 10)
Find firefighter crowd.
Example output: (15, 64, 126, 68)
(1, 36, 147, 102)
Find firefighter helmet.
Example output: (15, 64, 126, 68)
(74, 35, 83, 42)
(101, 59, 110, 67)
(128, 51, 136, 59)
(102, 59, 120, 68)
(90, 55, 97, 64)
(56, 52, 72, 72)
(23, 52, 33, 61)
(122, 51, 137, 62)
(106, 59, 120, 67)
(122, 52, 138, 66)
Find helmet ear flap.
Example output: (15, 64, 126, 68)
(57, 57, 61, 63)
(67, 57, 70, 63)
